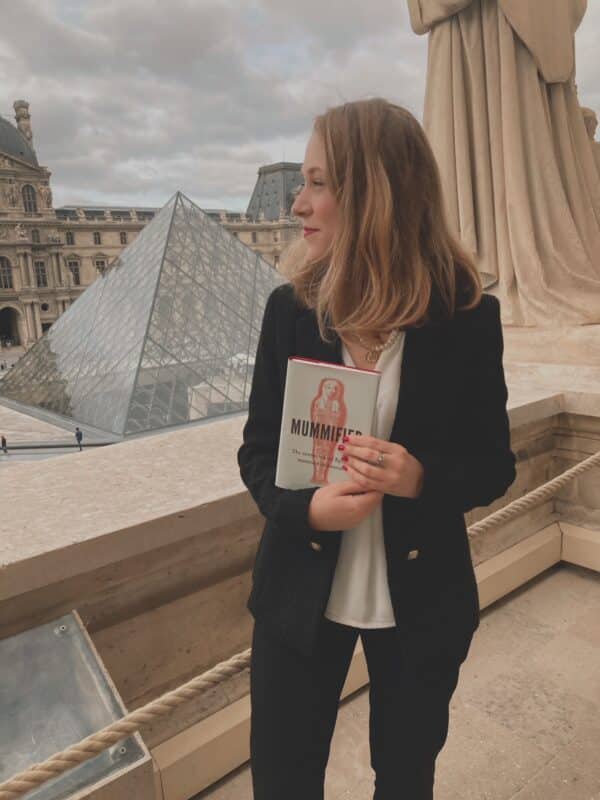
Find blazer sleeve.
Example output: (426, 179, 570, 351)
(411, 295, 516, 514)
(237, 286, 322, 540)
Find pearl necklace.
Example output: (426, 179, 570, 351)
(356, 328, 401, 364)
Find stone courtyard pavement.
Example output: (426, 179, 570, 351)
(195, 562, 600, 800)
(0, 402, 115, 466)
(0, 401, 68, 443)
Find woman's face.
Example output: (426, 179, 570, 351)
(291, 130, 339, 261)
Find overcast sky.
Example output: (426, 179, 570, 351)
(1, 0, 599, 211)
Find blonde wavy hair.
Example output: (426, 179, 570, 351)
(280, 98, 482, 345)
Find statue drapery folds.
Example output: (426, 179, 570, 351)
(409, 0, 600, 326)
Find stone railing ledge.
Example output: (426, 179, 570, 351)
(1, 414, 252, 602)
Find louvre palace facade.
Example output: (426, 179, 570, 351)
(0, 99, 302, 350)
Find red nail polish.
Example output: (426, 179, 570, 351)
(338, 444, 345, 450)
(342, 465, 348, 471)
(341, 455, 348, 462)
(342, 435, 349, 442)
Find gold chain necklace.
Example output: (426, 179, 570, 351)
(356, 328, 401, 364)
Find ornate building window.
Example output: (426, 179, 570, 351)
(34, 260, 48, 287)
(67, 259, 81, 286)
(66, 231, 74, 245)
(93, 231, 102, 245)
(95, 258, 107, 275)
(120, 231, 128, 245)
(0, 257, 13, 289)
(31, 229, 40, 244)
(22, 184, 38, 213)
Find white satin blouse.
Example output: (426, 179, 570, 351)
(324, 330, 407, 628)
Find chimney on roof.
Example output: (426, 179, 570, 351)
(13, 100, 33, 145)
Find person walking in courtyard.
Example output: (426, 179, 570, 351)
(75, 427, 83, 451)
(238, 98, 516, 799)
(1, 434, 7, 454)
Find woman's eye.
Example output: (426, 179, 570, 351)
(296, 179, 324, 190)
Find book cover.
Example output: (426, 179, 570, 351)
(275, 356, 382, 490)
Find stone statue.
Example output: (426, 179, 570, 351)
(13, 100, 33, 144)
(14, 223, 27, 240)
(5, 180, 18, 207)
(582, 107, 600, 176)
(39, 184, 53, 208)
(0, 227, 8, 239)
(408, 0, 600, 326)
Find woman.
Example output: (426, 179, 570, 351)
(237, 98, 516, 800)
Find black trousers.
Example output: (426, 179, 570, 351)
(250, 614, 473, 800)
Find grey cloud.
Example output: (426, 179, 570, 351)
(575, 5, 600, 111)
(253, 0, 408, 52)
(3, 0, 110, 76)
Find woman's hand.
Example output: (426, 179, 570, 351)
(308, 480, 384, 531)
(337, 434, 425, 499)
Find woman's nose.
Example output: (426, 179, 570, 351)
(291, 187, 309, 218)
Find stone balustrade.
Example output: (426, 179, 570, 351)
(1, 383, 599, 768)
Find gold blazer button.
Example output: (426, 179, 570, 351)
(309, 541, 323, 552)
(407, 549, 419, 560)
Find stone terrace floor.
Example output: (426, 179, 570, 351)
(195, 563, 600, 800)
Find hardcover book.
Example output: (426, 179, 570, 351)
(275, 356, 382, 489)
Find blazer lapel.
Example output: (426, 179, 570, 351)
(294, 309, 344, 365)
(389, 325, 426, 447)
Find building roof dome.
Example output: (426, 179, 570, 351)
(0, 115, 38, 167)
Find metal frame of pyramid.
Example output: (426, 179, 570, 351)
(0, 192, 286, 436)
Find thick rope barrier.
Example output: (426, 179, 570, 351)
(467, 448, 600, 536)
(1, 449, 598, 799)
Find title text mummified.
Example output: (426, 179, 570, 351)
(290, 418, 363, 442)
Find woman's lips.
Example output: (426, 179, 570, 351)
(304, 228, 319, 237)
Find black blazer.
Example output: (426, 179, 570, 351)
(238, 283, 516, 659)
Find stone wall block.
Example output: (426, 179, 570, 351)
(91, 571, 254, 710)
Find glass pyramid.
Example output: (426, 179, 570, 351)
(0, 192, 286, 436)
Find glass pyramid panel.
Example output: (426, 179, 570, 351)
(124, 193, 285, 434)
(0, 192, 286, 436)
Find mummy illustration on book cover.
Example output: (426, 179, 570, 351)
(310, 378, 348, 484)
(275, 358, 381, 490)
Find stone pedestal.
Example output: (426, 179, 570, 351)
(503, 324, 600, 367)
